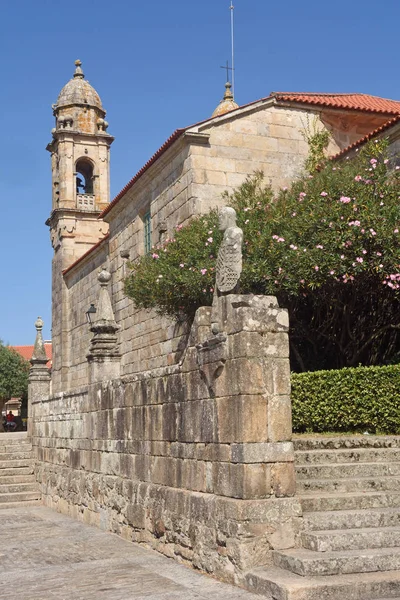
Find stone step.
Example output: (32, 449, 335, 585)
(303, 508, 400, 531)
(0, 482, 39, 494)
(0, 443, 32, 453)
(0, 433, 28, 443)
(0, 458, 34, 470)
(293, 436, 400, 451)
(273, 547, 400, 577)
(295, 448, 400, 465)
(0, 466, 33, 477)
(297, 476, 400, 494)
(0, 451, 33, 462)
(301, 526, 400, 552)
(0, 499, 41, 510)
(0, 475, 36, 485)
(0, 491, 40, 504)
(245, 566, 400, 600)
(296, 462, 400, 480)
(300, 492, 400, 513)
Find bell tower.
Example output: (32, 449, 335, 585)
(46, 59, 113, 265)
(47, 60, 113, 391)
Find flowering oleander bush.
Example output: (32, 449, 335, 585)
(124, 139, 400, 371)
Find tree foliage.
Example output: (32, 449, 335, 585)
(0, 343, 29, 401)
(124, 139, 400, 371)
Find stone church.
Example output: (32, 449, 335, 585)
(28, 59, 400, 592)
(47, 59, 400, 394)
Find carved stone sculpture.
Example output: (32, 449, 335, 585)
(216, 206, 243, 294)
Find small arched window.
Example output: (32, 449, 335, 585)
(75, 158, 94, 195)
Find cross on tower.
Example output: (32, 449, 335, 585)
(220, 60, 234, 83)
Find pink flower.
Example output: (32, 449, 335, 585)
(314, 266, 319, 271)
(152, 253, 159, 259)
(283, 186, 288, 191)
(180, 263, 185, 268)
(320, 192, 328, 197)
(290, 244, 298, 250)
(201, 269, 207, 275)
(292, 212, 297, 217)
(316, 244, 324, 249)
(356, 257, 363, 263)
(362, 249, 367, 254)
(330, 270, 335, 275)
(340, 255, 345, 259)
(370, 229, 377, 236)
(207, 237, 213, 243)
(245, 219, 249, 224)
(277, 237, 285, 243)
(340, 196, 351, 204)
(384, 159, 389, 164)
(376, 252, 382, 257)
(370, 158, 377, 164)
(354, 175, 362, 182)
(395, 229, 399, 234)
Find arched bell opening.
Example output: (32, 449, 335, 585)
(75, 158, 94, 195)
(75, 158, 96, 210)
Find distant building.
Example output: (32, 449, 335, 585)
(3, 343, 52, 415)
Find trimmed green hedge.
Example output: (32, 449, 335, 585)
(291, 365, 400, 434)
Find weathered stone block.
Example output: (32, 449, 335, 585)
(268, 395, 292, 442)
(213, 462, 271, 499)
(216, 395, 267, 443)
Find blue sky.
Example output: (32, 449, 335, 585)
(1, 0, 400, 344)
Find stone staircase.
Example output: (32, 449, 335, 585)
(0, 432, 41, 507)
(246, 436, 400, 599)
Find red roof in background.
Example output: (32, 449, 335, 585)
(11, 343, 52, 367)
(332, 115, 400, 160)
(271, 92, 400, 115)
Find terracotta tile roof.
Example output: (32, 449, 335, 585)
(331, 115, 400, 160)
(271, 92, 400, 115)
(62, 233, 110, 276)
(11, 343, 52, 367)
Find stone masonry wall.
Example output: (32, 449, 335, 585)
(32, 295, 302, 584)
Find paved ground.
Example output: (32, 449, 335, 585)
(0, 505, 261, 600)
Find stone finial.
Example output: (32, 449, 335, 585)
(74, 59, 84, 79)
(212, 81, 239, 118)
(87, 266, 120, 377)
(94, 266, 116, 324)
(31, 317, 48, 363)
(215, 207, 243, 294)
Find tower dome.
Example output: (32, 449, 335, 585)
(212, 81, 239, 118)
(54, 60, 104, 114)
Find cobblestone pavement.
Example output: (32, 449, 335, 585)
(0, 505, 261, 600)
